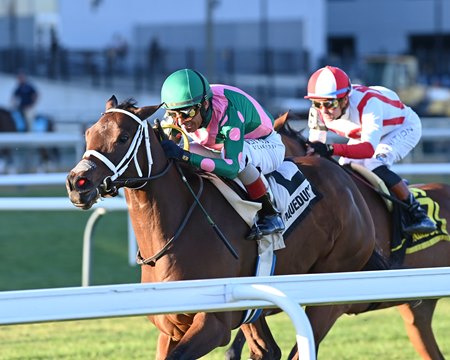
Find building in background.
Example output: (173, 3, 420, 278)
(328, 0, 450, 85)
(0, 0, 449, 114)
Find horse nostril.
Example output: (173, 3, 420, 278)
(66, 176, 74, 192)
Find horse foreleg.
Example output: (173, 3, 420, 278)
(156, 332, 177, 360)
(240, 317, 281, 360)
(287, 304, 349, 359)
(397, 300, 445, 360)
(165, 312, 232, 360)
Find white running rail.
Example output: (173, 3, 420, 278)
(1, 267, 450, 360)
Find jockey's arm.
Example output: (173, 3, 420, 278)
(189, 111, 244, 179)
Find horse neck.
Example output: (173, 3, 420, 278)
(123, 162, 194, 270)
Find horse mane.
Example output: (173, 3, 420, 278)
(116, 98, 138, 111)
(277, 120, 308, 152)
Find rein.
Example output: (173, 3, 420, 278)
(111, 160, 173, 187)
(136, 172, 205, 266)
(319, 149, 410, 210)
(294, 131, 409, 209)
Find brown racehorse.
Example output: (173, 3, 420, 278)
(65, 97, 392, 359)
(228, 117, 450, 360)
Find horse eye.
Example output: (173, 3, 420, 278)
(119, 134, 130, 143)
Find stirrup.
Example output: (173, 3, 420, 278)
(246, 214, 285, 241)
(246, 224, 263, 241)
(260, 214, 285, 233)
(403, 218, 436, 235)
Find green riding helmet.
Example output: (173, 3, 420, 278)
(161, 69, 213, 110)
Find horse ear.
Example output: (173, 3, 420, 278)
(135, 104, 162, 120)
(274, 111, 290, 131)
(106, 95, 118, 110)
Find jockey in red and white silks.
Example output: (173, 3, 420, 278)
(305, 65, 435, 235)
(309, 84, 422, 171)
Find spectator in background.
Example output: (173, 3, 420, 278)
(147, 37, 163, 89)
(106, 33, 128, 73)
(115, 34, 128, 71)
(11, 72, 38, 132)
(48, 26, 61, 79)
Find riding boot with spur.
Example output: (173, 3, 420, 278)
(390, 181, 437, 235)
(246, 193, 285, 241)
(238, 165, 285, 240)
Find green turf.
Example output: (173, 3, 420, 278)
(1, 301, 449, 359)
(1, 185, 449, 359)
(1, 186, 139, 290)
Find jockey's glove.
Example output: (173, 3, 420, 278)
(161, 140, 191, 162)
(308, 141, 334, 157)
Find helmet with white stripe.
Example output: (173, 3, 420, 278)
(304, 66, 351, 99)
(161, 69, 212, 110)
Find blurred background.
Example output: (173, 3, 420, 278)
(0, 0, 449, 173)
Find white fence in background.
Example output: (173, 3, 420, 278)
(392, 163, 450, 174)
(0, 132, 84, 160)
(0, 162, 449, 190)
(0, 119, 448, 166)
(1, 267, 450, 360)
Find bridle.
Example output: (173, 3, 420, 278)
(84, 108, 157, 194)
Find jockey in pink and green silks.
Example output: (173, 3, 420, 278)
(160, 68, 286, 241)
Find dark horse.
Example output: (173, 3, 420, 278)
(0, 107, 58, 173)
(0, 108, 17, 171)
(0, 107, 17, 132)
(228, 117, 450, 360)
(66, 97, 390, 359)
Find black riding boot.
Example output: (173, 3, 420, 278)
(403, 193, 437, 235)
(374, 166, 436, 235)
(246, 193, 285, 241)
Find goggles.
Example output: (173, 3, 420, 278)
(312, 99, 340, 110)
(165, 105, 199, 120)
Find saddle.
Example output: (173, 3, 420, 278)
(349, 163, 393, 211)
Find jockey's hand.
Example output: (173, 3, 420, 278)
(161, 140, 191, 162)
(306, 141, 334, 157)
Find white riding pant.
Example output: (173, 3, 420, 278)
(189, 131, 285, 175)
(339, 115, 422, 171)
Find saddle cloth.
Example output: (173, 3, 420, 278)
(346, 162, 450, 261)
(395, 187, 450, 255)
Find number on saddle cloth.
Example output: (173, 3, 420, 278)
(266, 160, 321, 239)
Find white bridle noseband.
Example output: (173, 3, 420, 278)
(83, 108, 153, 187)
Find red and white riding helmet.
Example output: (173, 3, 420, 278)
(304, 65, 352, 99)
